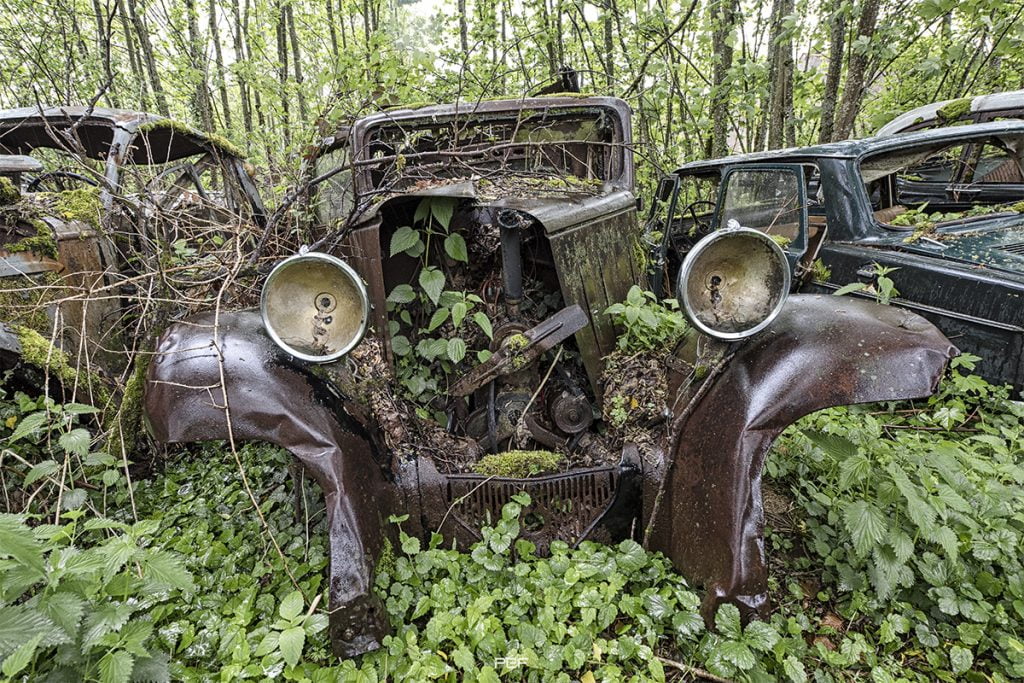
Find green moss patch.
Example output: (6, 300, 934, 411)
(50, 186, 102, 229)
(136, 119, 246, 159)
(1, 217, 58, 258)
(14, 325, 110, 407)
(0, 177, 19, 204)
(472, 449, 562, 478)
(103, 353, 152, 457)
(936, 97, 972, 123)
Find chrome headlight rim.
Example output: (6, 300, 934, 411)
(676, 226, 791, 341)
(260, 251, 370, 363)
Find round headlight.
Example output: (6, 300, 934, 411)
(676, 227, 791, 341)
(260, 252, 369, 362)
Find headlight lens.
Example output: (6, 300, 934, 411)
(260, 252, 369, 362)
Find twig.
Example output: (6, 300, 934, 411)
(656, 656, 735, 682)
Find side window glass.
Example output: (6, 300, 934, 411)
(717, 168, 804, 240)
(313, 146, 353, 228)
(714, 165, 808, 268)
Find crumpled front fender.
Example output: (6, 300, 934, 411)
(649, 294, 957, 625)
(144, 310, 395, 658)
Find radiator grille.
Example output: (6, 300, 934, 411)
(444, 467, 619, 552)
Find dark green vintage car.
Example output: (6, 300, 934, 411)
(662, 120, 1024, 391)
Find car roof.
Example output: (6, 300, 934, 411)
(0, 106, 243, 162)
(674, 119, 1024, 176)
(876, 89, 1024, 137)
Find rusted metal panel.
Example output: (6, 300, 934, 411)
(646, 294, 956, 626)
(546, 199, 643, 395)
(144, 311, 397, 658)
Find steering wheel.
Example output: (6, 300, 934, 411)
(26, 171, 98, 193)
(683, 200, 717, 237)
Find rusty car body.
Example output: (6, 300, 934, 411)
(665, 121, 1024, 392)
(142, 96, 956, 657)
(0, 105, 266, 386)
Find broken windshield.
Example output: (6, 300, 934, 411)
(354, 105, 627, 197)
(860, 134, 1024, 230)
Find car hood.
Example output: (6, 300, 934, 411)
(884, 214, 1024, 275)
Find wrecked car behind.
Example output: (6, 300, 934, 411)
(142, 96, 956, 657)
(0, 106, 266, 398)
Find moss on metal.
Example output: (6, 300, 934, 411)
(14, 325, 110, 406)
(49, 186, 102, 229)
(936, 97, 972, 123)
(0, 272, 59, 333)
(472, 449, 562, 478)
(135, 119, 246, 158)
(103, 353, 152, 457)
(2, 218, 58, 258)
(0, 177, 19, 204)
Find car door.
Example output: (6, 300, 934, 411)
(711, 164, 809, 278)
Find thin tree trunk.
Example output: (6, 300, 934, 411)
(818, 0, 846, 143)
(184, 0, 213, 130)
(209, 0, 232, 130)
(604, 0, 614, 88)
(116, 0, 148, 110)
(126, 0, 168, 115)
(458, 0, 469, 54)
(709, 0, 738, 157)
(232, 0, 253, 134)
(286, 2, 308, 121)
(276, 0, 291, 147)
(833, 0, 881, 140)
(326, 0, 340, 65)
(766, 0, 794, 148)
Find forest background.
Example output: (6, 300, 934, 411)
(3, 0, 1023, 193)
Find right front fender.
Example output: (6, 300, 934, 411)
(144, 310, 396, 658)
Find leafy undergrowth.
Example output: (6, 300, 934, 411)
(1, 353, 1023, 681)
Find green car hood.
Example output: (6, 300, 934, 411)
(886, 215, 1024, 275)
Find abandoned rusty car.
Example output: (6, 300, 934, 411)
(0, 105, 266, 391)
(141, 96, 957, 656)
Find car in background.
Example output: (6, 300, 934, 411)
(0, 106, 266, 388)
(877, 89, 1024, 136)
(663, 120, 1024, 391)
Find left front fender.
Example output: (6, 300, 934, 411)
(144, 309, 396, 658)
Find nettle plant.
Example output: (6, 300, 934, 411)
(386, 197, 495, 422)
(604, 285, 688, 353)
(834, 263, 900, 305)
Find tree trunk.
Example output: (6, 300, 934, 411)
(185, 0, 213, 130)
(116, 0, 149, 111)
(286, 2, 308, 121)
(209, 0, 232, 130)
(126, 0, 169, 115)
(818, 0, 846, 143)
(326, 0, 340, 65)
(457, 0, 469, 54)
(764, 0, 795, 148)
(709, 0, 738, 157)
(232, 0, 253, 134)
(833, 0, 881, 140)
(276, 0, 291, 147)
(604, 0, 614, 89)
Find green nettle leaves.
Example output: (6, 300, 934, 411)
(385, 197, 495, 418)
(418, 266, 446, 305)
(604, 285, 688, 352)
(772, 367, 1024, 680)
